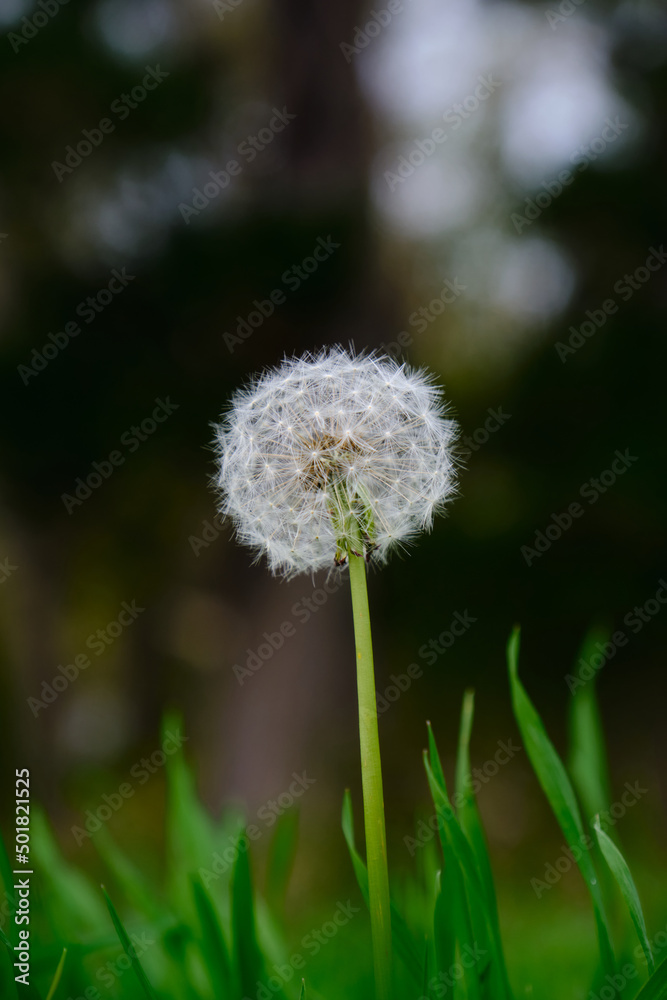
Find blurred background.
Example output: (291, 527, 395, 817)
(1, 0, 666, 989)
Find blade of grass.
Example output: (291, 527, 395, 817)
(417, 825, 442, 924)
(102, 886, 157, 1000)
(426, 727, 502, 984)
(191, 876, 234, 997)
(427, 719, 447, 792)
(426, 727, 482, 999)
(44, 948, 67, 1000)
(507, 627, 615, 977)
(568, 627, 612, 822)
(163, 714, 219, 918)
(432, 869, 456, 986)
(435, 856, 483, 1000)
(425, 728, 485, 904)
(31, 810, 108, 939)
(634, 957, 667, 1000)
(231, 834, 265, 998)
(92, 826, 164, 923)
(593, 817, 654, 974)
(453, 700, 513, 999)
(299, 979, 306, 999)
(424, 754, 489, 1000)
(342, 789, 371, 904)
(265, 808, 299, 919)
(342, 790, 423, 986)
(422, 936, 436, 999)
(454, 698, 498, 899)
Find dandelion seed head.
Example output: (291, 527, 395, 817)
(213, 347, 460, 577)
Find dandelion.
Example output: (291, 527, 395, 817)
(213, 346, 460, 1000)
(213, 347, 458, 576)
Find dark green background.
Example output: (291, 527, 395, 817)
(0, 0, 665, 968)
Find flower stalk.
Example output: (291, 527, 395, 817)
(346, 522, 392, 1000)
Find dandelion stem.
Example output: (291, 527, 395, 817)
(348, 544, 392, 1000)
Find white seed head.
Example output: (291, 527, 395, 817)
(213, 347, 459, 577)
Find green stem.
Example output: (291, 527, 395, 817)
(348, 548, 392, 1000)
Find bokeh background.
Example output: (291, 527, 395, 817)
(1, 0, 666, 989)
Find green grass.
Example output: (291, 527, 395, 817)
(1, 630, 664, 999)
